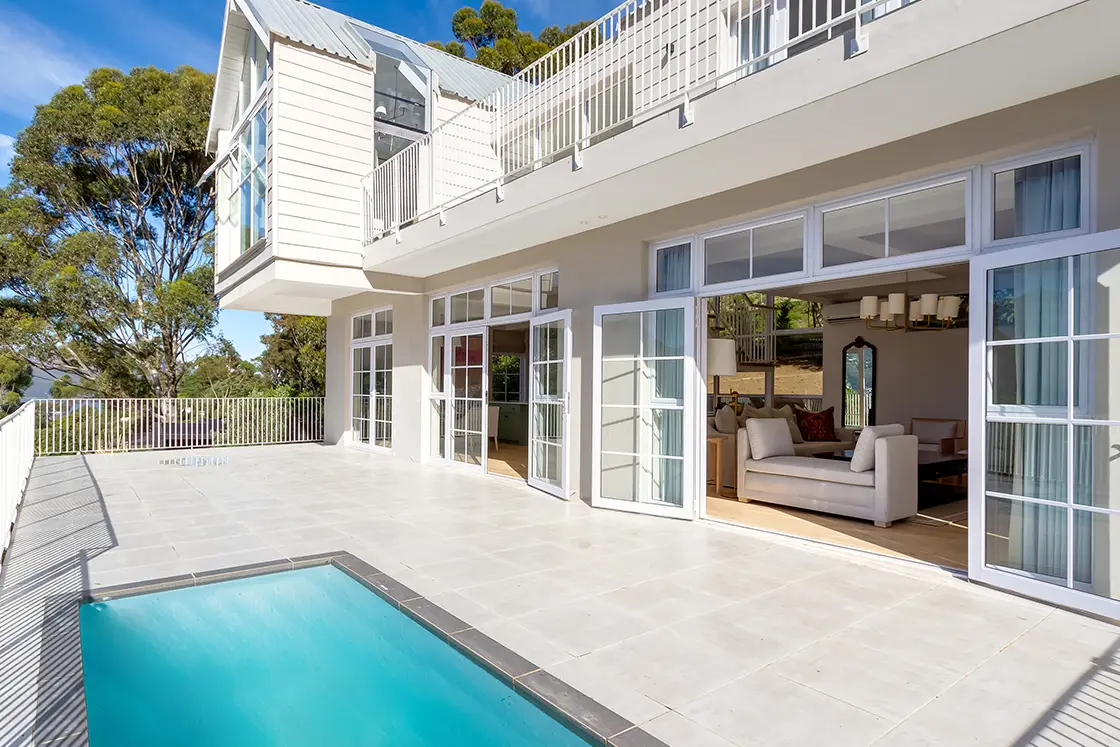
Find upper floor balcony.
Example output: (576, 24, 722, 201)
(361, 0, 1120, 278)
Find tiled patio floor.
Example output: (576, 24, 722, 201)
(2, 444, 1119, 746)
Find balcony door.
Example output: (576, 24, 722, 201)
(528, 310, 571, 497)
(970, 228, 1120, 619)
(592, 297, 698, 519)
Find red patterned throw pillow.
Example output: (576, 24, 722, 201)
(794, 406, 837, 442)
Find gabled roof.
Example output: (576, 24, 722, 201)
(238, 0, 513, 102)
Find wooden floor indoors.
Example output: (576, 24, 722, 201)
(487, 442, 529, 481)
(706, 493, 968, 570)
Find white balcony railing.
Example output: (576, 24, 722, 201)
(362, 0, 918, 244)
(1, 402, 35, 572)
(33, 397, 326, 456)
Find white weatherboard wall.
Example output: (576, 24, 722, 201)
(271, 41, 372, 270)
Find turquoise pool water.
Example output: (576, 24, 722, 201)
(80, 565, 591, 746)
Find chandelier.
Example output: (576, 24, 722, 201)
(859, 293, 963, 331)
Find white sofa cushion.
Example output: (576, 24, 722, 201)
(747, 418, 795, 460)
(713, 406, 738, 434)
(850, 424, 906, 472)
(743, 456, 875, 487)
(912, 419, 959, 445)
(771, 404, 805, 444)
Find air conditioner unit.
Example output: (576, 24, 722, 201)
(823, 301, 864, 323)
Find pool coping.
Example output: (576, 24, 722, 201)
(82, 551, 669, 747)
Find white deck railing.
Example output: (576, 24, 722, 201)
(33, 397, 326, 456)
(1, 402, 35, 571)
(362, 0, 918, 244)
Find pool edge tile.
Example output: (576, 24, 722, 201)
(401, 598, 472, 639)
(84, 573, 197, 602)
(515, 670, 634, 745)
(194, 558, 295, 585)
(290, 551, 347, 568)
(450, 628, 538, 681)
(333, 554, 380, 578)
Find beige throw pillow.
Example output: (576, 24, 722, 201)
(850, 424, 906, 472)
(713, 406, 738, 435)
(747, 418, 795, 460)
(771, 404, 804, 444)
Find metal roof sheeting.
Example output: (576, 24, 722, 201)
(239, 0, 513, 102)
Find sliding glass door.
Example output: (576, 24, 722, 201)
(971, 228, 1120, 618)
(592, 297, 698, 519)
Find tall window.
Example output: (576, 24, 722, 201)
(491, 354, 523, 402)
(351, 309, 393, 449)
(227, 107, 267, 256)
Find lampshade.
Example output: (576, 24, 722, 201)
(707, 337, 737, 377)
(909, 300, 922, 322)
(888, 293, 906, 315)
(879, 300, 891, 322)
(920, 293, 939, 316)
(942, 296, 962, 319)
(936, 297, 949, 320)
(860, 296, 879, 320)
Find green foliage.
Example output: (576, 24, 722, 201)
(259, 315, 327, 397)
(429, 1, 593, 75)
(0, 66, 217, 398)
(49, 373, 96, 399)
(0, 353, 32, 415)
(178, 338, 266, 398)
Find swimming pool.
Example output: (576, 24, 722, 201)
(79, 564, 593, 746)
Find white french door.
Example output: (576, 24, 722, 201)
(449, 329, 488, 469)
(529, 309, 571, 497)
(970, 228, 1120, 619)
(592, 297, 698, 519)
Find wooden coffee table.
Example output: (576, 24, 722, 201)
(706, 436, 730, 497)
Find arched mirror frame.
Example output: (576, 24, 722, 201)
(841, 336, 877, 428)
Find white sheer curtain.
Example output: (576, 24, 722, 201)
(656, 246, 690, 293)
(1003, 259, 1068, 579)
(1014, 156, 1081, 236)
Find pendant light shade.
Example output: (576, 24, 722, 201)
(888, 293, 906, 315)
(707, 337, 738, 377)
(909, 300, 922, 322)
(860, 296, 879, 319)
(920, 293, 939, 317)
(879, 300, 891, 322)
(942, 295, 962, 319)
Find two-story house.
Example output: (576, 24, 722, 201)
(206, 0, 1120, 620)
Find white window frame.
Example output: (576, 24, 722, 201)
(428, 267, 560, 330)
(981, 141, 1095, 252)
(488, 274, 536, 321)
(489, 352, 526, 404)
(699, 209, 811, 294)
(814, 171, 974, 277)
(648, 237, 697, 297)
(349, 306, 394, 452)
(536, 269, 561, 313)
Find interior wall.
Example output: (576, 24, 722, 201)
(822, 321, 969, 429)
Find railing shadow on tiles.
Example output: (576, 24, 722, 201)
(361, 0, 921, 244)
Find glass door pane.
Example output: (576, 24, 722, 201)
(373, 343, 393, 448)
(351, 345, 371, 445)
(451, 332, 486, 467)
(430, 335, 447, 459)
(529, 310, 570, 497)
(976, 231, 1120, 617)
(594, 298, 695, 518)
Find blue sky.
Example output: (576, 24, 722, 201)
(0, 0, 609, 359)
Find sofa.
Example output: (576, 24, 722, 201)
(735, 420, 918, 527)
(707, 410, 856, 492)
(910, 418, 967, 454)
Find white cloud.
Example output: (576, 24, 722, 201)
(0, 133, 13, 178)
(0, 10, 95, 118)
